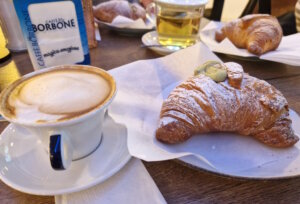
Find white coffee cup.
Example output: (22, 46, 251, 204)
(0, 65, 117, 170)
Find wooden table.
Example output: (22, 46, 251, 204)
(0, 26, 300, 204)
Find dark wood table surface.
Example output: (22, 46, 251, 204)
(0, 26, 300, 204)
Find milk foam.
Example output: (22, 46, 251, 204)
(8, 70, 111, 123)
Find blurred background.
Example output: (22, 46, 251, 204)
(92, 0, 298, 22)
(0, 0, 298, 48)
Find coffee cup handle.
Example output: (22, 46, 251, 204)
(145, 2, 156, 25)
(49, 133, 73, 170)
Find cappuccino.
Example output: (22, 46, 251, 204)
(0, 66, 115, 124)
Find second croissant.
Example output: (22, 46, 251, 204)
(215, 14, 283, 55)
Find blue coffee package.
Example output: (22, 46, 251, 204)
(13, 0, 90, 69)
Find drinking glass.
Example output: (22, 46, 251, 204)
(147, 0, 208, 47)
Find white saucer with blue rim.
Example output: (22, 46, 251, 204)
(0, 115, 131, 195)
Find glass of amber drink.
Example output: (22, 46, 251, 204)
(147, 0, 208, 47)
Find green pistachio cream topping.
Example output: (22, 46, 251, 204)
(194, 61, 228, 82)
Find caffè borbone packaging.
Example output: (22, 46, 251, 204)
(13, 0, 90, 70)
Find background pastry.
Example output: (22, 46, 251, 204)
(215, 14, 283, 55)
(93, 0, 146, 23)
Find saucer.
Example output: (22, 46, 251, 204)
(0, 115, 131, 195)
(142, 31, 193, 56)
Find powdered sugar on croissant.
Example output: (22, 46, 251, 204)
(156, 62, 298, 147)
(215, 14, 283, 55)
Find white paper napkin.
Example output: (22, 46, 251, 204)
(111, 15, 154, 29)
(106, 42, 300, 175)
(200, 21, 300, 66)
(260, 34, 300, 66)
(55, 158, 166, 204)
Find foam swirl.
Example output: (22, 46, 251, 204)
(8, 70, 111, 123)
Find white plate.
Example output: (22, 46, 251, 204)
(161, 81, 300, 179)
(107, 43, 300, 180)
(0, 115, 131, 195)
(142, 31, 193, 56)
(95, 18, 154, 36)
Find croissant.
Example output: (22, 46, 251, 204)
(215, 14, 283, 55)
(156, 62, 298, 148)
(93, 0, 146, 23)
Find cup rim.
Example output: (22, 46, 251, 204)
(154, 0, 208, 8)
(0, 65, 117, 127)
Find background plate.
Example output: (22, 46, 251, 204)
(95, 18, 154, 36)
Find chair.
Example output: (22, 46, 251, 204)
(204, 0, 296, 35)
(205, 0, 271, 21)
